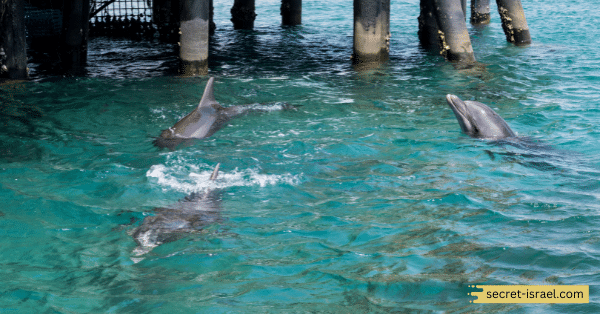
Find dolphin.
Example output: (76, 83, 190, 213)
(154, 77, 294, 149)
(131, 163, 222, 256)
(445, 95, 592, 175)
(445, 94, 516, 139)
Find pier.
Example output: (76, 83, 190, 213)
(0, 0, 532, 80)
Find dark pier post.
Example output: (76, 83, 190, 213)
(496, 0, 531, 45)
(281, 0, 302, 26)
(471, 0, 490, 25)
(179, 0, 210, 76)
(435, 0, 475, 62)
(419, 0, 475, 62)
(0, 0, 27, 80)
(231, 0, 256, 30)
(61, 0, 91, 74)
(418, 0, 440, 50)
(471, 0, 491, 24)
(352, 0, 390, 66)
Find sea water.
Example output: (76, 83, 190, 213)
(1, 0, 599, 312)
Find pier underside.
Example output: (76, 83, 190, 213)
(2, 0, 532, 79)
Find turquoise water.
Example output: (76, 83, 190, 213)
(2, 0, 600, 312)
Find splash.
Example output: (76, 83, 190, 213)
(146, 163, 301, 194)
(243, 102, 296, 112)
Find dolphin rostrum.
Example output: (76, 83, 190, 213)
(131, 163, 222, 257)
(445, 94, 516, 139)
(154, 77, 293, 149)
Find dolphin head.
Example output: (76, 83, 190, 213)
(445, 94, 516, 139)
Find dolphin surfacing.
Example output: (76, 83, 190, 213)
(445, 94, 516, 139)
(131, 163, 222, 256)
(153, 77, 239, 149)
(154, 77, 294, 149)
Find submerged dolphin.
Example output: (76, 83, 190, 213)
(154, 77, 293, 149)
(131, 163, 222, 256)
(445, 94, 516, 139)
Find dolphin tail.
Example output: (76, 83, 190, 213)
(210, 163, 220, 181)
(198, 77, 217, 109)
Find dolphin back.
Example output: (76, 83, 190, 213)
(154, 77, 222, 149)
(153, 77, 296, 150)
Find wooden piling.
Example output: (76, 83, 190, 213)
(419, 0, 475, 62)
(231, 0, 256, 30)
(471, 0, 491, 24)
(418, 0, 440, 50)
(352, 0, 390, 65)
(432, 0, 475, 63)
(281, 0, 302, 26)
(179, 0, 210, 76)
(461, 0, 467, 20)
(60, 0, 91, 74)
(496, 0, 531, 45)
(0, 0, 28, 80)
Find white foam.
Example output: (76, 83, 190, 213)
(150, 107, 168, 120)
(244, 102, 292, 112)
(146, 163, 301, 194)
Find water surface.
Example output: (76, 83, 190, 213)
(1, 0, 599, 312)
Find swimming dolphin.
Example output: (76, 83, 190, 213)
(131, 163, 222, 256)
(154, 77, 294, 149)
(445, 95, 586, 174)
(445, 94, 516, 139)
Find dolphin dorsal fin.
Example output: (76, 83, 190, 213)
(198, 77, 217, 108)
(209, 163, 220, 181)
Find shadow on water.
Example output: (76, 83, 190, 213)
(485, 137, 577, 171)
(26, 25, 355, 80)
(0, 78, 164, 167)
(479, 136, 600, 196)
(209, 26, 353, 77)
(0, 81, 51, 162)
(27, 37, 179, 80)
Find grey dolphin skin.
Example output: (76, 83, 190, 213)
(153, 77, 241, 149)
(154, 77, 293, 149)
(131, 163, 222, 256)
(446, 95, 573, 172)
(445, 94, 516, 139)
